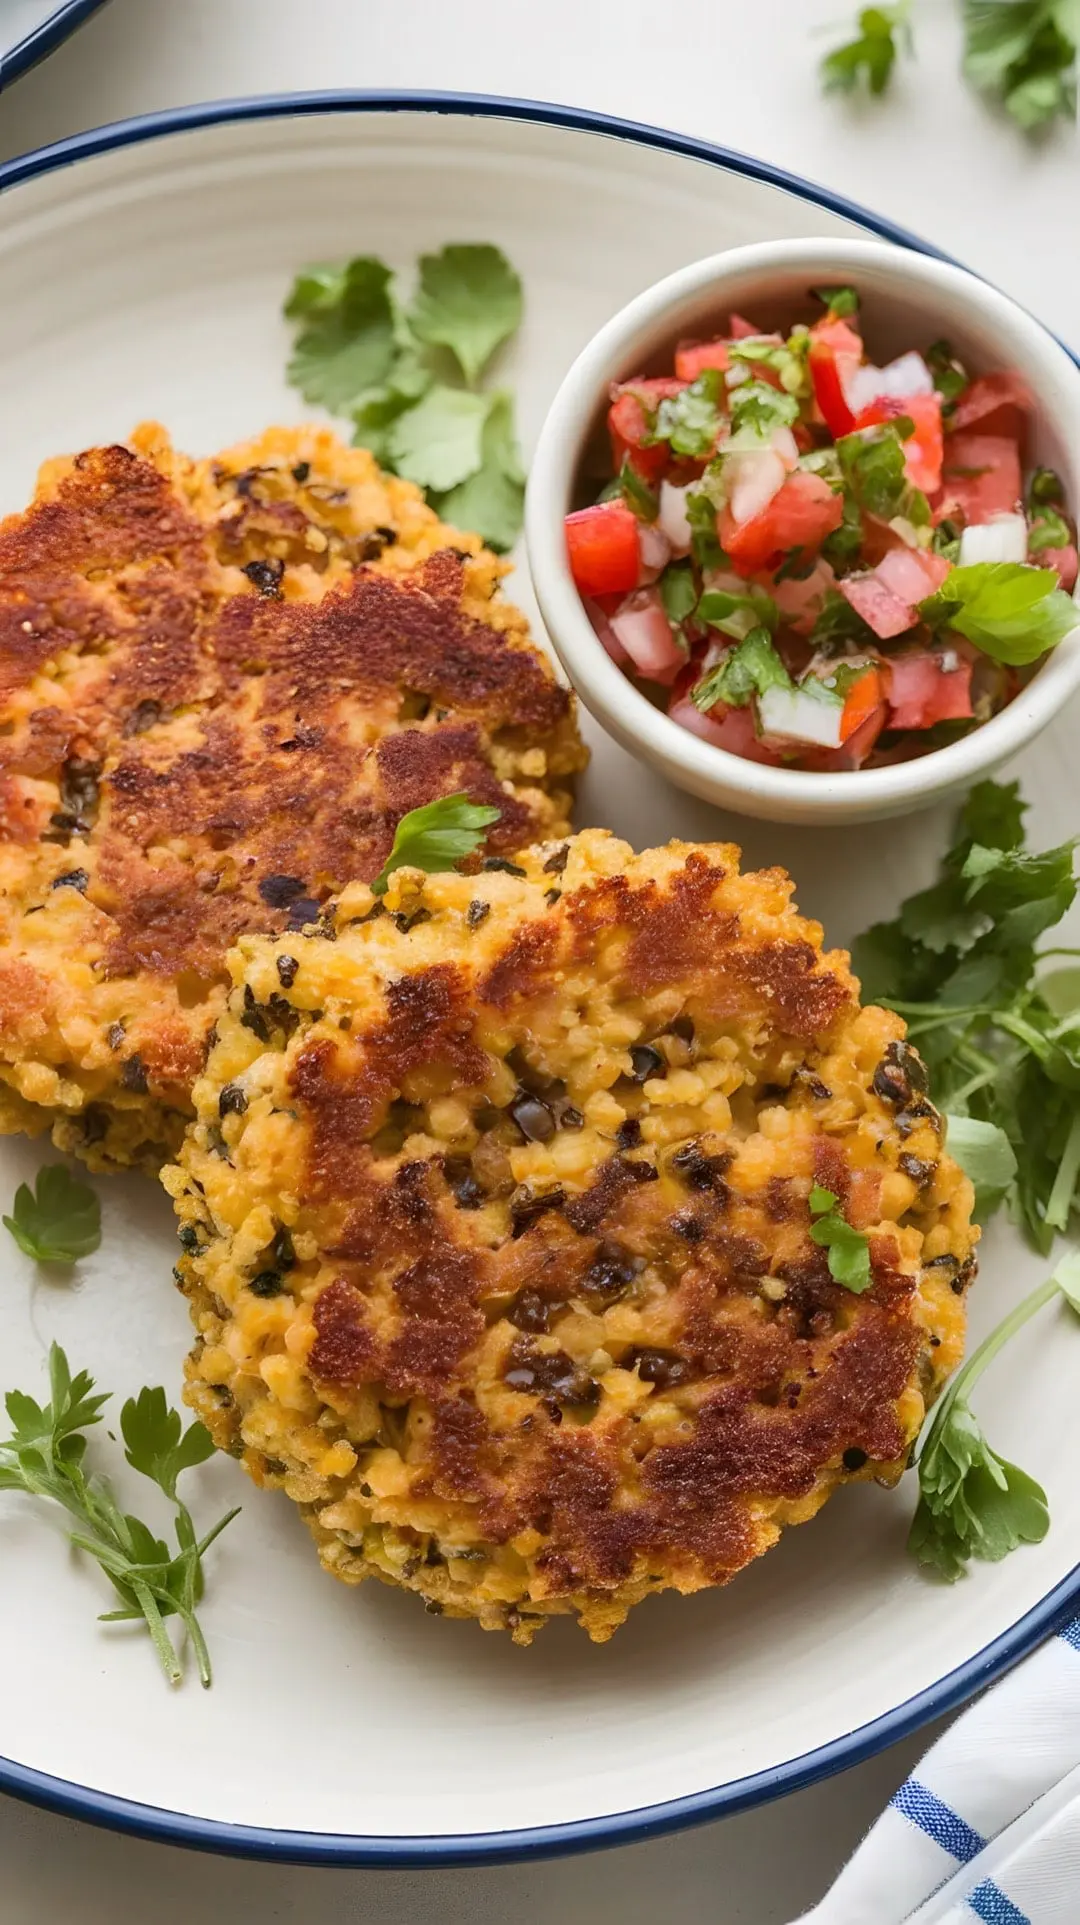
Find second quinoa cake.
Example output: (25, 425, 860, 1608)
(0, 422, 584, 1170)
(167, 830, 978, 1643)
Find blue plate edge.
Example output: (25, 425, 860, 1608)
(0, 0, 110, 89)
(0, 86, 1075, 1867)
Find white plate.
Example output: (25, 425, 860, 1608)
(0, 0, 107, 85)
(0, 95, 1077, 1866)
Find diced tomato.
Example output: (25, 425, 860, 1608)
(728, 313, 762, 340)
(675, 338, 730, 381)
(808, 317, 865, 438)
(874, 545, 951, 601)
(950, 371, 1032, 442)
(802, 703, 888, 772)
(564, 503, 641, 598)
(609, 586, 684, 682)
(668, 685, 784, 764)
(765, 555, 837, 634)
(936, 432, 1022, 526)
(886, 651, 974, 730)
(855, 391, 944, 494)
(720, 471, 844, 576)
(608, 377, 688, 483)
(840, 666, 885, 742)
(839, 573, 916, 641)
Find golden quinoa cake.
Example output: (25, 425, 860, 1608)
(0, 422, 584, 1170)
(167, 829, 977, 1644)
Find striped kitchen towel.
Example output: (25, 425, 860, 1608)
(795, 1616, 1080, 1923)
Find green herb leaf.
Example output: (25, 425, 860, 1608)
(658, 561, 698, 631)
(285, 256, 397, 412)
(945, 1114, 1019, 1218)
(729, 333, 811, 396)
(1029, 503, 1072, 552)
(926, 339, 970, 408)
(920, 561, 1078, 666)
(729, 380, 801, 437)
(685, 489, 726, 571)
(431, 390, 525, 552)
(697, 585, 779, 641)
(408, 244, 523, 386)
(1029, 465, 1067, 506)
(836, 420, 930, 525)
(808, 1185, 872, 1292)
(617, 457, 659, 522)
(821, 4, 913, 95)
(691, 629, 792, 712)
(385, 384, 493, 493)
(963, 0, 1078, 133)
(811, 285, 860, 320)
(3, 1165, 101, 1264)
(371, 794, 501, 897)
(0, 1345, 237, 1686)
(647, 371, 724, 458)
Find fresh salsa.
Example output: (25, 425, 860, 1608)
(564, 288, 1078, 772)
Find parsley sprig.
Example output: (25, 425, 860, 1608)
(854, 780, 1080, 1254)
(371, 794, 501, 897)
(0, 1346, 238, 1686)
(809, 1185, 872, 1291)
(285, 243, 526, 551)
(3, 1164, 101, 1264)
(821, 4, 913, 96)
(909, 1250, 1080, 1578)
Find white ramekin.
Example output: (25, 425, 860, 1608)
(525, 238, 1080, 825)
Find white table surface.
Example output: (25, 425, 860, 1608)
(0, 3, 1076, 1920)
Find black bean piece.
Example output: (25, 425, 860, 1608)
(218, 1083, 248, 1117)
(269, 1226, 296, 1270)
(287, 898, 322, 930)
(544, 888, 561, 906)
(243, 557, 285, 598)
(896, 1100, 940, 1137)
(178, 1223, 202, 1252)
(671, 1142, 731, 1193)
(670, 1014, 695, 1043)
(842, 1447, 868, 1471)
(672, 1213, 705, 1242)
(59, 758, 101, 825)
(503, 1338, 598, 1406)
(616, 1117, 642, 1150)
(510, 1094, 556, 1144)
(579, 1240, 641, 1306)
(622, 1158, 659, 1183)
(444, 1157, 483, 1210)
(899, 1153, 935, 1185)
(872, 1060, 910, 1106)
(481, 857, 526, 876)
(249, 1270, 285, 1298)
(276, 954, 299, 988)
(507, 1288, 565, 1334)
(122, 699, 162, 737)
(106, 1022, 125, 1050)
(543, 845, 569, 876)
(121, 1053, 149, 1094)
(510, 1186, 566, 1237)
(291, 462, 311, 483)
(889, 1039, 929, 1093)
(630, 1349, 693, 1390)
(259, 874, 307, 908)
(82, 1106, 107, 1144)
(50, 868, 89, 893)
(240, 1003, 271, 1041)
(466, 900, 490, 929)
(375, 525, 397, 545)
(630, 1044, 664, 1083)
(558, 1105, 584, 1131)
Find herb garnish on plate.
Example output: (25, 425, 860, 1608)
(284, 243, 526, 551)
(0, 1346, 238, 1686)
(3, 1163, 101, 1264)
(371, 794, 501, 897)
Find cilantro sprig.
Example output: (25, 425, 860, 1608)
(809, 1184, 872, 1292)
(821, 4, 913, 96)
(854, 780, 1080, 1253)
(0, 1346, 237, 1685)
(963, 0, 1078, 133)
(4, 1165, 101, 1264)
(371, 794, 501, 897)
(909, 1249, 1080, 1579)
(285, 243, 525, 550)
(691, 629, 791, 712)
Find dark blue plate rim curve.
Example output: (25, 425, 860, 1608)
(0, 0, 110, 88)
(0, 88, 1075, 1868)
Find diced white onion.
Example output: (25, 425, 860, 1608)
(770, 425, 800, 472)
(726, 447, 786, 526)
(958, 512, 1028, 566)
(637, 519, 673, 580)
(724, 362, 753, 389)
(846, 351, 933, 416)
(658, 480, 693, 554)
(758, 685, 844, 748)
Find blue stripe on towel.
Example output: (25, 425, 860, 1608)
(1057, 1616, 1080, 1655)
(967, 1879, 1031, 1924)
(891, 1779, 985, 1862)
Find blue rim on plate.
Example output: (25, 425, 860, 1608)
(0, 0, 109, 88)
(0, 89, 1076, 1867)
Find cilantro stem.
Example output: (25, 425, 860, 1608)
(1046, 1111, 1080, 1233)
(918, 1270, 1062, 1465)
